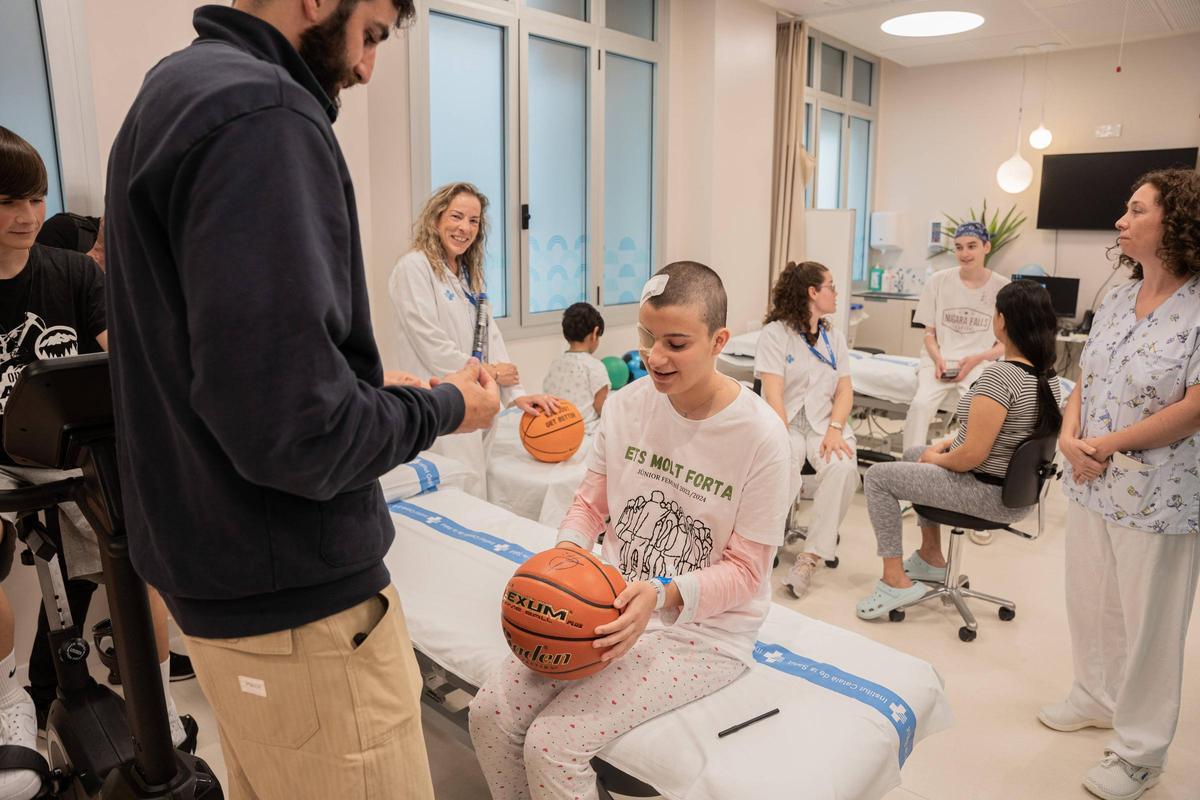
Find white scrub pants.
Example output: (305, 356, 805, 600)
(1064, 501, 1200, 768)
(788, 418, 858, 561)
(429, 425, 497, 499)
(901, 362, 985, 452)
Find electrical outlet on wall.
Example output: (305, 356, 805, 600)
(1095, 123, 1123, 138)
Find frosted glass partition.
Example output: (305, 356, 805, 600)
(429, 13, 508, 316)
(528, 36, 589, 314)
(848, 116, 871, 281)
(603, 54, 653, 306)
(606, 0, 654, 40)
(527, 0, 586, 22)
(817, 108, 843, 209)
(820, 43, 845, 97)
(0, 1, 63, 215)
(853, 57, 873, 106)
(803, 102, 813, 206)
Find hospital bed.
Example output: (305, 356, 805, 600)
(487, 407, 591, 526)
(718, 334, 955, 458)
(381, 471, 954, 800)
(719, 332, 1074, 459)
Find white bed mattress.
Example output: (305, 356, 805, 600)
(486, 407, 590, 526)
(385, 489, 953, 800)
(720, 331, 1074, 408)
(377, 450, 472, 501)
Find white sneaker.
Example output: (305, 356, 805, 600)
(1037, 701, 1113, 732)
(0, 692, 43, 800)
(166, 694, 186, 749)
(784, 556, 819, 600)
(1083, 752, 1161, 800)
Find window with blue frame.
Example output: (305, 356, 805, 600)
(423, 0, 664, 330)
(805, 30, 878, 282)
(429, 12, 509, 317)
(0, 1, 64, 216)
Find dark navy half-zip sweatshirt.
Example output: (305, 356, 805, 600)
(104, 5, 464, 637)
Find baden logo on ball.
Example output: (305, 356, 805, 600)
(501, 547, 627, 680)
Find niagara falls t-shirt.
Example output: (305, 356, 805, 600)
(913, 268, 1008, 363)
(587, 377, 790, 661)
(0, 244, 105, 464)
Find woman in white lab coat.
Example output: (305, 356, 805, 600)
(755, 261, 859, 600)
(390, 183, 557, 498)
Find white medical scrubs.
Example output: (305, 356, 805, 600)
(1060, 275, 1200, 768)
(754, 320, 858, 561)
(389, 250, 525, 498)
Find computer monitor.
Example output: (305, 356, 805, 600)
(1012, 274, 1080, 319)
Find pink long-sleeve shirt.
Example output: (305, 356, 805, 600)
(558, 470, 775, 624)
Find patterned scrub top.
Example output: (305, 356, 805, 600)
(1063, 275, 1200, 534)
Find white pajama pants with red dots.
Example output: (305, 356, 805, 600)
(468, 628, 746, 800)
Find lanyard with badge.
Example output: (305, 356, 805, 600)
(457, 268, 479, 307)
(459, 267, 490, 360)
(807, 327, 837, 371)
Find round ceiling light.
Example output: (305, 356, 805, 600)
(881, 11, 985, 37)
(996, 150, 1034, 194)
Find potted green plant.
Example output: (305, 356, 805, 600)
(932, 199, 1026, 265)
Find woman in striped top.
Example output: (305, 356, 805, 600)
(856, 280, 1063, 619)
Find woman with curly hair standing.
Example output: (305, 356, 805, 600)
(754, 261, 858, 599)
(1044, 168, 1200, 800)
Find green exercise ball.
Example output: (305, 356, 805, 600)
(602, 355, 629, 389)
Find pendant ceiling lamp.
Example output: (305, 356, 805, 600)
(997, 50, 1033, 194)
(1029, 46, 1055, 150)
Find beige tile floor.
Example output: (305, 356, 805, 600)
(164, 481, 1199, 800)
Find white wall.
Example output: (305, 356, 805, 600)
(663, 0, 777, 337)
(874, 33, 1200, 323)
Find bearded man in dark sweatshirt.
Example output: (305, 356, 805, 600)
(103, 2, 500, 797)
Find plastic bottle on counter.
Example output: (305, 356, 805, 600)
(869, 263, 884, 292)
(882, 266, 896, 293)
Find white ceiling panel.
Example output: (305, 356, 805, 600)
(766, 0, 1200, 66)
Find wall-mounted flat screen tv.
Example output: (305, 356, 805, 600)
(1036, 148, 1198, 230)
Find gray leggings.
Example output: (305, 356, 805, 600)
(863, 447, 1032, 559)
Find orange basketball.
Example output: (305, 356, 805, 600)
(519, 400, 585, 463)
(501, 547, 627, 680)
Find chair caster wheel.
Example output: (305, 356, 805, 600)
(825, 557, 839, 569)
(968, 530, 994, 546)
(998, 606, 1016, 621)
(888, 609, 905, 622)
(958, 626, 977, 642)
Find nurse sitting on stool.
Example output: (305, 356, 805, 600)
(390, 183, 558, 498)
(755, 261, 858, 600)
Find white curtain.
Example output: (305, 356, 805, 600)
(769, 20, 815, 293)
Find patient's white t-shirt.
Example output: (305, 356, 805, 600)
(913, 268, 1008, 363)
(588, 377, 790, 660)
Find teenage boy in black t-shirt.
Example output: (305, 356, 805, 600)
(0, 127, 190, 800)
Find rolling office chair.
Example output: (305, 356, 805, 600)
(887, 434, 1060, 643)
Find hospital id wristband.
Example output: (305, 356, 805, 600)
(652, 576, 672, 610)
(829, 421, 844, 431)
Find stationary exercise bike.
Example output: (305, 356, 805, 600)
(0, 353, 221, 799)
